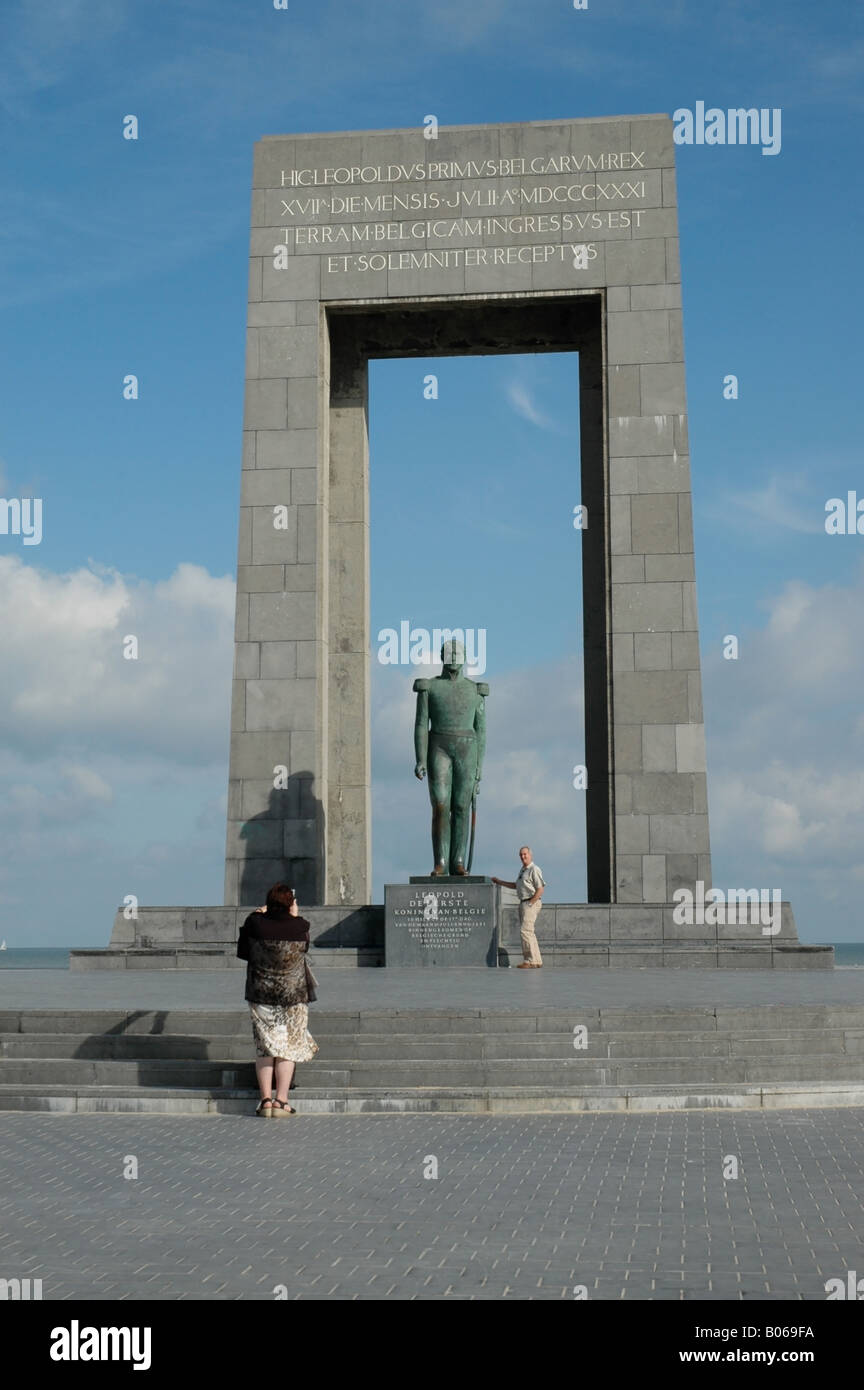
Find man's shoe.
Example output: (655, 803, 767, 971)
(517, 962, 534, 969)
(431, 864, 446, 876)
(451, 862, 467, 876)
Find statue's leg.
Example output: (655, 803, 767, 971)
(449, 740, 478, 874)
(427, 740, 452, 874)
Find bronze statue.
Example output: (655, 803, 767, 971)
(413, 639, 488, 875)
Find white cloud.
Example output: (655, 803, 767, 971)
(714, 473, 824, 536)
(0, 556, 234, 760)
(810, 40, 864, 82)
(0, 186, 247, 310)
(0, 556, 235, 934)
(0, 0, 132, 110)
(704, 564, 864, 936)
(505, 380, 558, 432)
(60, 764, 113, 804)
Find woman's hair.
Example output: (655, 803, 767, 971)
(265, 882, 295, 918)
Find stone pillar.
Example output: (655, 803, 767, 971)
(326, 352, 372, 904)
(604, 144, 711, 902)
(224, 211, 327, 905)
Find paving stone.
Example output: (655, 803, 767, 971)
(2, 1109, 857, 1300)
(4, 969, 861, 1013)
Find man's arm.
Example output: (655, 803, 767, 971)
(491, 876, 517, 889)
(526, 868, 545, 906)
(413, 679, 430, 778)
(474, 683, 488, 784)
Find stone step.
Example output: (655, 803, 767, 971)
(327, 1056, 864, 1087)
(309, 950, 383, 967)
(2, 1053, 860, 1089)
(70, 947, 383, 972)
(0, 1010, 261, 1035)
(606, 1056, 864, 1085)
(4, 1006, 864, 1037)
(0, 1034, 258, 1062)
(0, 1058, 263, 1087)
(71, 949, 834, 972)
(3, 1028, 861, 1061)
(1, 1081, 863, 1116)
(311, 1029, 861, 1060)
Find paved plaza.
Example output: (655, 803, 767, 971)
(1, 1108, 863, 1300)
(4, 967, 862, 1298)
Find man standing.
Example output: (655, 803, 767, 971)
(492, 847, 545, 968)
(413, 639, 488, 876)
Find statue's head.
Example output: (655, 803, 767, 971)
(441, 638, 465, 672)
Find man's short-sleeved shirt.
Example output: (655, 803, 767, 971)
(516, 862, 545, 901)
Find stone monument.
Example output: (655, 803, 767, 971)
(223, 112, 708, 911)
(74, 113, 832, 970)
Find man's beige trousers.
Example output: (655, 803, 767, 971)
(519, 901, 543, 965)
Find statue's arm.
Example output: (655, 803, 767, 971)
(413, 679, 430, 778)
(474, 683, 488, 782)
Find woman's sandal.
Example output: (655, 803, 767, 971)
(271, 1098, 296, 1116)
(255, 1098, 274, 1117)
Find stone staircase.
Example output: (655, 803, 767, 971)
(1, 1005, 862, 1114)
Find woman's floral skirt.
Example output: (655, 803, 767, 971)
(249, 1002, 319, 1061)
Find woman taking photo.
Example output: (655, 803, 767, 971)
(236, 882, 318, 1116)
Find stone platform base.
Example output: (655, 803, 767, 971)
(69, 901, 833, 971)
(497, 902, 833, 969)
(71, 905, 384, 971)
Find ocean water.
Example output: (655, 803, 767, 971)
(1, 944, 864, 968)
(0, 948, 72, 969)
(830, 944, 864, 968)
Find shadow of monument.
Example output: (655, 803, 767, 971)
(305, 907, 383, 950)
(238, 774, 325, 909)
(71, 1010, 256, 1090)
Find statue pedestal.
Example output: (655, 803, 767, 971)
(408, 875, 490, 885)
(385, 880, 499, 967)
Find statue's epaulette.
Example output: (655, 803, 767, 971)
(476, 682, 489, 696)
(413, 678, 431, 693)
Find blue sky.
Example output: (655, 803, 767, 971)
(1, 0, 863, 943)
